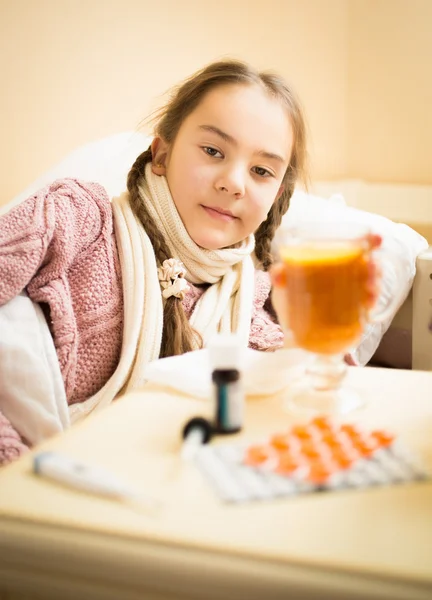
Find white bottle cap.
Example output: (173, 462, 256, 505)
(208, 333, 244, 371)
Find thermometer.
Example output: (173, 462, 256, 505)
(33, 452, 160, 509)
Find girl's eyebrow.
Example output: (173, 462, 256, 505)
(198, 124, 286, 164)
(199, 124, 234, 144)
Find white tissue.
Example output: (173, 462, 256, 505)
(142, 347, 307, 399)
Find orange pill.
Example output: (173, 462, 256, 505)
(271, 436, 303, 459)
(310, 416, 335, 431)
(275, 452, 306, 476)
(321, 432, 342, 447)
(291, 425, 313, 440)
(244, 444, 275, 467)
(353, 436, 379, 457)
(332, 449, 355, 469)
(270, 434, 292, 451)
(307, 462, 337, 485)
(338, 430, 357, 446)
(321, 432, 356, 455)
(331, 445, 361, 463)
(340, 423, 364, 440)
(300, 440, 325, 460)
(371, 430, 395, 448)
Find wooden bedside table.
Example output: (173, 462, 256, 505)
(1, 366, 432, 600)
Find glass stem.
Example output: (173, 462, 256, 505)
(306, 354, 347, 392)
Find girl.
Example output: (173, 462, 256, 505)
(0, 59, 308, 466)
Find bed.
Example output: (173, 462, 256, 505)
(4, 132, 432, 371)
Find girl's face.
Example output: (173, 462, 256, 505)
(153, 83, 293, 250)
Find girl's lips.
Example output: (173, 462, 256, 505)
(201, 205, 237, 223)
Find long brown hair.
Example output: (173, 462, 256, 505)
(127, 59, 308, 358)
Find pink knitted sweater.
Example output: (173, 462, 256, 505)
(0, 179, 283, 466)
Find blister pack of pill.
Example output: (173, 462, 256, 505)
(194, 416, 430, 503)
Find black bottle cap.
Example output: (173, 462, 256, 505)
(182, 416, 214, 444)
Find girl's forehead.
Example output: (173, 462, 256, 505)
(183, 84, 293, 158)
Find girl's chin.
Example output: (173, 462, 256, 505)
(190, 232, 240, 251)
(196, 240, 243, 251)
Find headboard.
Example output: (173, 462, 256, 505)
(313, 179, 432, 243)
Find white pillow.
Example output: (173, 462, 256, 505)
(9, 131, 152, 208)
(281, 190, 429, 365)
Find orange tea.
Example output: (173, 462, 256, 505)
(280, 242, 370, 354)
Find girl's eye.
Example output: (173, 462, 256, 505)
(203, 146, 223, 158)
(253, 166, 273, 178)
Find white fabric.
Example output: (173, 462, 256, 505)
(9, 131, 151, 209)
(70, 165, 256, 422)
(0, 294, 69, 445)
(143, 347, 309, 400)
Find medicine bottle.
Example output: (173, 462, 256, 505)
(209, 335, 244, 434)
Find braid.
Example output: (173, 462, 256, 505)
(127, 149, 170, 263)
(127, 149, 202, 357)
(255, 182, 294, 271)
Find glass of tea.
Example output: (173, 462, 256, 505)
(274, 222, 402, 414)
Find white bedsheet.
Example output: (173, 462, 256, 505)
(0, 294, 69, 445)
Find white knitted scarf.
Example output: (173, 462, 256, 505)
(70, 163, 255, 423)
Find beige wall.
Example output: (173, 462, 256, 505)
(1, 0, 348, 205)
(347, 0, 432, 185)
(1, 0, 431, 209)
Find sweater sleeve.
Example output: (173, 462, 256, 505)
(248, 270, 284, 352)
(0, 178, 110, 306)
(0, 408, 29, 467)
(249, 270, 360, 361)
(0, 183, 60, 305)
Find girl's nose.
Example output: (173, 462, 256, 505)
(216, 165, 246, 198)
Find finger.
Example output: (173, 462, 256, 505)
(269, 262, 287, 287)
(367, 233, 382, 250)
(364, 258, 382, 308)
(344, 354, 357, 366)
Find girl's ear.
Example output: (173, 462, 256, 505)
(151, 137, 170, 176)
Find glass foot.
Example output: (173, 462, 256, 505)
(285, 382, 365, 415)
